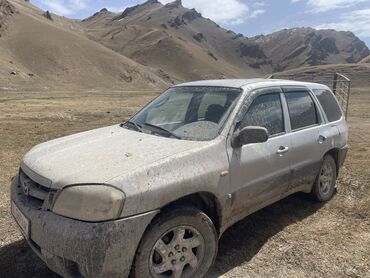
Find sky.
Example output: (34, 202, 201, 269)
(32, 0, 370, 47)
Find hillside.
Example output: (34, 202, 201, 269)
(0, 0, 16, 33)
(360, 55, 370, 63)
(272, 63, 370, 88)
(252, 28, 370, 71)
(1, 0, 369, 89)
(81, 1, 370, 81)
(0, 0, 168, 90)
(81, 0, 273, 82)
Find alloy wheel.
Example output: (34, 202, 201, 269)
(319, 160, 334, 195)
(149, 226, 205, 278)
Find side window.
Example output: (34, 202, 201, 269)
(285, 91, 318, 130)
(240, 93, 284, 136)
(313, 89, 343, 122)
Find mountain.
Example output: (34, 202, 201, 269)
(360, 55, 370, 63)
(81, 1, 370, 81)
(252, 27, 370, 71)
(0, 0, 168, 90)
(81, 0, 273, 83)
(1, 0, 369, 90)
(0, 0, 16, 33)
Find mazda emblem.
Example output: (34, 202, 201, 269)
(22, 180, 29, 196)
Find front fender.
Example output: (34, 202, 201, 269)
(108, 139, 230, 224)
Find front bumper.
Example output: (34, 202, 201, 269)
(11, 177, 158, 278)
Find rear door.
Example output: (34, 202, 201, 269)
(282, 87, 323, 191)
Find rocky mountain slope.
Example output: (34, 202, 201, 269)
(0, 0, 16, 33)
(0, 0, 168, 90)
(360, 55, 370, 63)
(252, 27, 370, 71)
(1, 0, 369, 89)
(81, 0, 273, 82)
(81, 0, 369, 81)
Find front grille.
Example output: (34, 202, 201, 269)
(18, 169, 55, 209)
(19, 170, 50, 201)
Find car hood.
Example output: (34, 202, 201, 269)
(21, 125, 205, 189)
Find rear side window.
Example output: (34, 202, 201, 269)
(240, 93, 284, 136)
(285, 91, 318, 130)
(313, 89, 342, 122)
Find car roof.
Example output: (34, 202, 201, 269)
(175, 79, 265, 88)
(175, 79, 329, 91)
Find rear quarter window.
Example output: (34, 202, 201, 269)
(313, 89, 343, 122)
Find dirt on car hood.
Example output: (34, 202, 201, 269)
(21, 125, 205, 189)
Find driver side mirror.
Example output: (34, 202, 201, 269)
(231, 126, 269, 148)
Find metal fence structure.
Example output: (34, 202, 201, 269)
(268, 72, 351, 119)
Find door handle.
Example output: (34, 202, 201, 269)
(277, 146, 289, 155)
(318, 135, 327, 144)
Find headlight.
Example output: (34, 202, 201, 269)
(52, 185, 125, 222)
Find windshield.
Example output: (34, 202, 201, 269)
(123, 86, 242, 141)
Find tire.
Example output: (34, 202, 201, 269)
(131, 207, 218, 278)
(312, 154, 337, 202)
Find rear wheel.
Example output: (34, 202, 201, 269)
(312, 154, 337, 202)
(132, 207, 218, 278)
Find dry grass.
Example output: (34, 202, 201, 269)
(0, 86, 369, 277)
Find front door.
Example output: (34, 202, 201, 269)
(228, 88, 292, 219)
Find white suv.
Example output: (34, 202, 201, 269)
(11, 79, 348, 278)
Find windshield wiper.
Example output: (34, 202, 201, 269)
(121, 120, 143, 132)
(144, 122, 181, 139)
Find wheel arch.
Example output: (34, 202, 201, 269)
(325, 148, 340, 174)
(159, 192, 223, 236)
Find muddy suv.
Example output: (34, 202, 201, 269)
(11, 79, 348, 278)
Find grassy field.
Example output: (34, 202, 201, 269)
(0, 86, 369, 277)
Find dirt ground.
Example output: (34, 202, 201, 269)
(0, 86, 369, 277)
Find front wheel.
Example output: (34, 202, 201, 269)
(312, 154, 337, 202)
(132, 207, 218, 278)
